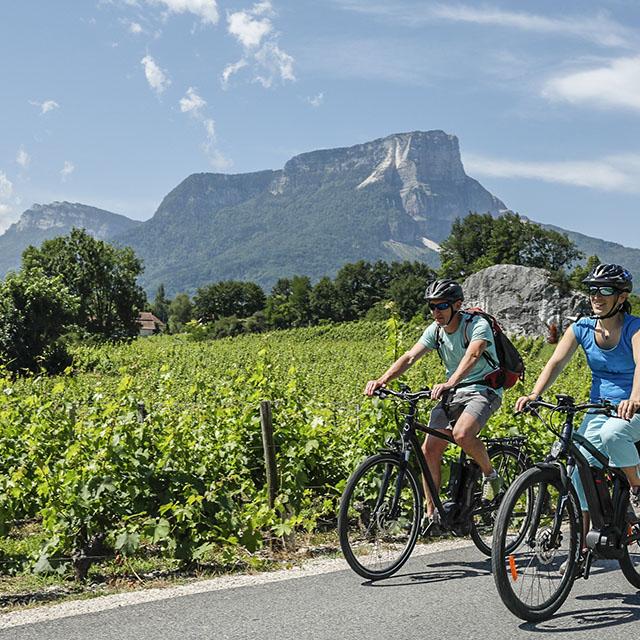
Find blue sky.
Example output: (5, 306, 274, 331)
(1, 0, 639, 247)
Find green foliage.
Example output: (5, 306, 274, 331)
(440, 212, 583, 279)
(0, 318, 595, 576)
(21, 228, 145, 339)
(0, 269, 78, 373)
(168, 293, 194, 333)
(151, 284, 170, 324)
(193, 280, 265, 321)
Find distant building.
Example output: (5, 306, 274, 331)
(137, 311, 166, 336)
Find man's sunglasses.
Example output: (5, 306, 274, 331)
(589, 286, 619, 297)
(428, 301, 452, 311)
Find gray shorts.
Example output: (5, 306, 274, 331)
(427, 387, 502, 431)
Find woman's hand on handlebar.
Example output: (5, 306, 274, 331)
(515, 394, 538, 414)
(364, 379, 385, 397)
(617, 398, 640, 421)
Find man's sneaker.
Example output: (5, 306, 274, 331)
(482, 472, 503, 502)
(627, 487, 640, 523)
(420, 513, 444, 537)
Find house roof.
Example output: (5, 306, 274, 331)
(137, 311, 166, 332)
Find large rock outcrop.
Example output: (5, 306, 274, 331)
(462, 264, 590, 337)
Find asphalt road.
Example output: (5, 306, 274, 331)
(2, 543, 640, 640)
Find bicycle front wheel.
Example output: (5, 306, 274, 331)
(619, 521, 640, 588)
(470, 444, 531, 556)
(491, 466, 581, 622)
(338, 453, 421, 580)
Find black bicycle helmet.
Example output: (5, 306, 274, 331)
(582, 263, 633, 292)
(424, 278, 464, 302)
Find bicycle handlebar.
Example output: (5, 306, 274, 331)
(374, 386, 432, 402)
(521, 396, 617, 417)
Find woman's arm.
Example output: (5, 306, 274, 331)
(514, 325, 579, 412)
(618, 330, 640, 420)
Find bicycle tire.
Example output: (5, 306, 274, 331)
(492, 466, 581, 622)
(470, 444, 532, 556)
(619, 522, 640, 588)
(338, 452, 422, 580)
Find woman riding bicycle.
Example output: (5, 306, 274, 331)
(515, 263, 640, 525)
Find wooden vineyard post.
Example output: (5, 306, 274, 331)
(260, 400, 278, 509)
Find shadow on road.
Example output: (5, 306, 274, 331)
(518, 593, 640, 633)
(361, 558, 491, 587)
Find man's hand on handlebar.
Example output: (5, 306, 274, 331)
(431, 381, 453, 401)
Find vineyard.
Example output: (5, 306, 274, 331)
(0, 318, 592, 582)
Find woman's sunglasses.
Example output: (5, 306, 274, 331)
(428, 301, 452, 311)
(589, 286, 619, 297)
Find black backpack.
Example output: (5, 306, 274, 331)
(435, 308, 525, 390)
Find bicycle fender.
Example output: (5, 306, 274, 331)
(535, 461, 572, 492)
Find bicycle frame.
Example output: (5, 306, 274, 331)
(382, 394, 524, 531)
(527, 400, 640, 573)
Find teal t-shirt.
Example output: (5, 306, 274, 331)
(419, 312, 503, 397)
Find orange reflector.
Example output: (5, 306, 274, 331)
(508, 554, 518, 581)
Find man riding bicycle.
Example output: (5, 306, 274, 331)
(364, 278, 503, 532)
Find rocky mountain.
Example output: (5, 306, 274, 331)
(463, 264, 590, 337)
(115, 130, 507, 294)
(0, 202, 140, 277)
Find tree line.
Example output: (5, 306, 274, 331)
(1, 211, 598, 373)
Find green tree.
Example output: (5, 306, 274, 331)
(440, 212, 583, 279)
(334, 260, 389, 321)
(193, 280, 265, 321)
(310, 277, 339, 322)
(168, 293, 194, 333)
(264, 278, 294, 329)
(21, 228, 145, 339)
(569, 255, 601, 292)
(0, 269, 78, 373)
(151, 283, 170, 323)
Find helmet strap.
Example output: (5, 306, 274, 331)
(440, 306, 459, 328)
(590, 294, 625, 320)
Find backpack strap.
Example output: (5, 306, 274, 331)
(463, 313, 499, 370)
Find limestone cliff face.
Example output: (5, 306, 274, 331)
(462, 264, 590, 337)
(274, 131, 505, 245)
(0, 202, 139, 277)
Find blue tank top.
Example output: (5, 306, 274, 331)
(573, 314, 640, 402)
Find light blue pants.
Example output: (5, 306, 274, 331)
(571, 411, 640, 511)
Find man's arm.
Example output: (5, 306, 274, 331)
(364, 341, 430, 396)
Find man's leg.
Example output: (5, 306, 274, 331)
(451, 411, 492, 476)
(421, 432, 450, 516)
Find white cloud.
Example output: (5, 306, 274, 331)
(130, 21, 144, 34)
(431, 4, 632, 48)
(141, 55, 171, 94)
(221, 59, 248, 88)
(227, 2, 272, 48)
(16, 148, 30, 169)
(333, 1, 633, 48)
(29, 99, 60, 114)
(144, 0, 219, 25)
(60, 161, 75, 181)
(464, 152, 640, 193)
(179, 87, 206, 114)
(223, 1, 295, 88)
(306, 92, 324, 107)
(0, 172, 13, 200)
(543, 56, 640, 112)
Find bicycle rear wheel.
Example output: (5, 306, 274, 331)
(338, 452, 421, 580)
(470, 444, 531, 556)
(492, 466, 581, 622)
(619, 521, 640, 588)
